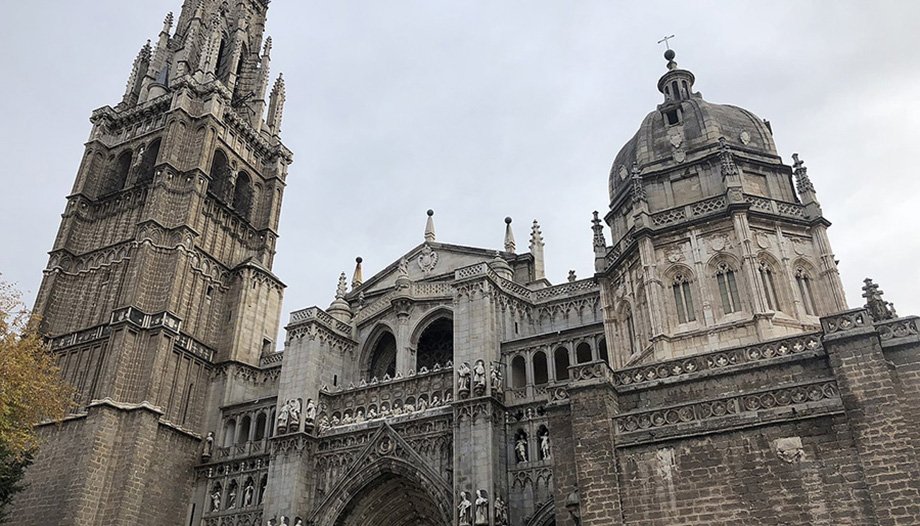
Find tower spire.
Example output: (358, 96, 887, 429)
(122, 41, 151, 106)
(267, 73, 286, 135)
(530, 219, 546, 283)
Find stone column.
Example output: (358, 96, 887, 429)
(822, 308, 920, 526)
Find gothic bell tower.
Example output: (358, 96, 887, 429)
(15, 1, 291, 524)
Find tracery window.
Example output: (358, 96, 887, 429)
(796, 268, 817, 315)
(758, 260, 780, 311)
(715, 264, 741, 315)
(672, 274, 696, 323)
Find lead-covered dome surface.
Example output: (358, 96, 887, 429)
(609, 53, 778, 204)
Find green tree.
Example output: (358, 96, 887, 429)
(0, 277, 75, 520)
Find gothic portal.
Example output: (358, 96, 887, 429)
(12, 2, 920, 526)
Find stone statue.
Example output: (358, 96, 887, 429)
(367, 407, 378, 419)
(490, 363, 503, 393)
(417, 397, 428, 411)
(494, 495, 509, 526)
(243, 480, 254, 507)
(474, 489, 489, 525)
(515, 435, 528, 463)
(259, 477, 267, 504)
(202, 431, 214, 459)
(304, 399, 317, 426)
(288, 398, 302, 431)
(355, 409, 366, 423)
(473, 360, 487, 393)
(540, 432, 551, 460)
(210, 488, 221, 511)
(330, 415, 340, 426)
(457, 362, 472, 393)
(227, 485, 237, 509)
(398, 257, 409, 277)
(293, 519, 304, 526)
(266, 519, 276, 526)
(277, 400, 290, 432)
(430, 394, 441, 407)
(458, 491, 473, 526)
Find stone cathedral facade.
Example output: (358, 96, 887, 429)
(12, 1, 920, 525)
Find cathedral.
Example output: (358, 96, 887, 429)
(12, 1, 920, 525)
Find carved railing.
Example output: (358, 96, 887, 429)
(744, 194, 807, 219)
(613, 332, 823, 388)
(318, 369, 453, 430)
(532, 279, 598, 301)
(288, 306, 352, 334)
(202, 510, 263, 526)
(876, 316, 920, 342)
(259, 351, 284, 367)
(412, 282, 454, 298)
(614, 378, 839, 436)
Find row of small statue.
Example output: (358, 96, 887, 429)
(326, 361, 455, 392)
(457, 360, 503, 396)
(515, 429, 551, 463)
(317, 392, 454, 433)
(265, 517, 303, 526)
(458, 490, 509, 526)
(210, 479, 263, 512)
(276, 398, 317, 434)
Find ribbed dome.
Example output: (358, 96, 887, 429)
(609, 53, 779, 204)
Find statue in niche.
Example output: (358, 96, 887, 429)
(540, 429, 551, 460)
(288, 398, 302, 431)
(304, 399, 317, 426)
(494, 495, 509, 526)
(457, 362, 471, 394)
(398, 257, 409, 277)
(515, 434, 528, 463)
(330, 415, 340, 426)
(276, 400, 290, 432)
(202, 431, 214, 460)
(259, 477, 267, 504)
(210, 487, 221, 511)
(243, 480, 254, 507)
(293, 519, 304, 526)
(417, 397, 428, 411)
(473, 360, 487, 394)
(474, 489, 489, 525)
(367, 407, 378, 419)
(227, 484, 237, 509)
(490, 362, 503, 393)
(355, 409, 366, 423)
(430, 394, 441, 407)
(458, 491, 473, 526)
(266, 518, 276, 526)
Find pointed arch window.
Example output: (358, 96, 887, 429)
(758, 260, 780, 311)
(672, 274, 696, 323)
(533, 351, 549, 385)
(715, 264, 741, 314)
(796, 268, 817, 316)
(554, 347, 570, 381)
(209, 150, 232, 203)
(511, 355, 527, 388)
(103, 150, 133, 195)
(232, 171, 254, 220)
(135, 138, 161, 185)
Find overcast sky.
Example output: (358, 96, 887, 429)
(2, 1, 918, 333)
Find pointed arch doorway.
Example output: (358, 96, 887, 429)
(333, 472, 445, 526)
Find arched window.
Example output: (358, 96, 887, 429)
(368, 331, 397, 381)
(511, 355, 526, 389)
(576, 342, 592, 364)
(533, 351, 548, 385)
(554, 347, 570, 381)
(715, 264, 741, 314)
(416, 318, 453, 370)
(758, 260, 780, 311)
(232, 171, 254, 220)
(216, 38, 232, 81)
(102, 151, 133, 195)
(796, 267, 817, 315)
(135, 138, 161, 185)
(598, 338, 609, 365)
(254, 413, 267, 441)
(237, 415, 251, 444)
(223, 418, 236, 447)
(209, 150, 232, 202)
(672, 273, 696, 323)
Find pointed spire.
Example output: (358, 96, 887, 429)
(718, 137, 739, 179)
(503, 217, 516, 252)
(862, 278, 896, 322)
(351, 257, 363, 290)
(335, 272, 348, 299)
(163, 11, 175, 33)
(792, 153, 816, 194)
(424, 209, 436, 242)
(631, 163, 646, 203)
(263, 36, 273, 58)
(530, 220, 546, 282)
(267, 73, 286, 135)
(122, 41, 152, 106)
(328, 272, 353, 323)
(591, 211, 606, 250)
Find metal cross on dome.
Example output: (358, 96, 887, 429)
(657, 34, 676, 49)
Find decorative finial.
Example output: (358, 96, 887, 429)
(530, 220, 546, 282)
(424, 209, 436, 242)
(504, 217, 516, 252)
(862, 278, 896, 322)
(529, 220, 544, 249)
(163, 12, 174, 32)
(591, 211, 606, 250)
(335, 272, 347, 299)
(658, 35, 677, 70)
(263, 36, 273, 57)
(718, 137, 739, 179)
(352, 257, 363, 290)
(792, 153, 816, 194)
(631, 162, 646, 202)
(568, 270, 577, 283)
